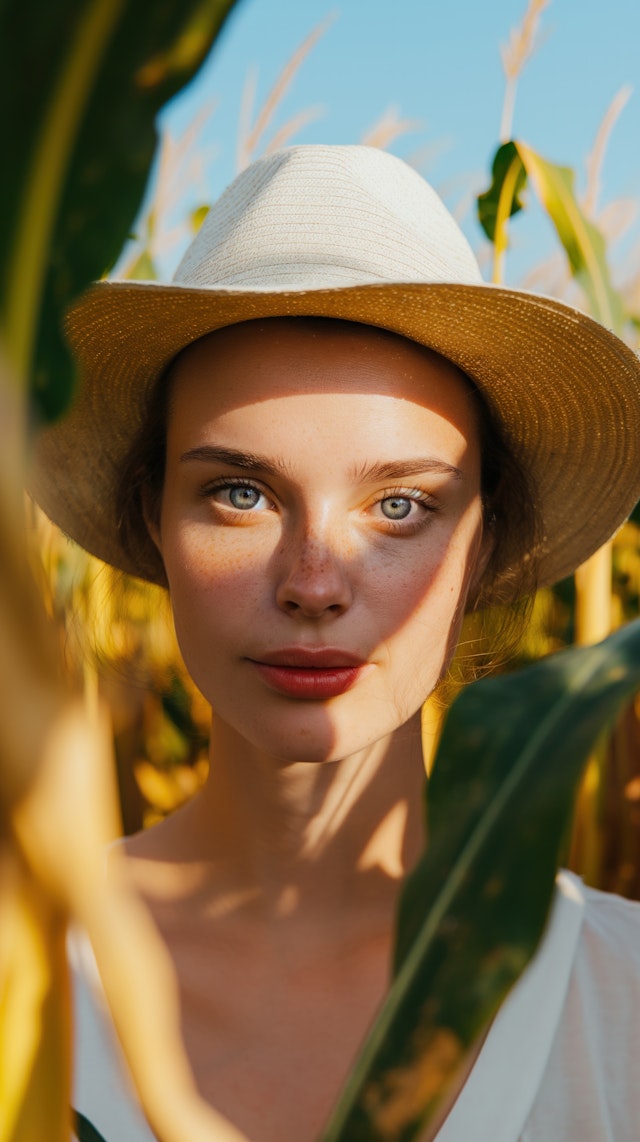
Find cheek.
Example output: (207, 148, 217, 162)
(162, 501, 271, 589)
(160, 521, 269, 669)
(381, 514, 481, 624)
(378, 518, 483, 697)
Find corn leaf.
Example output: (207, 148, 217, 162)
(0, 854, 71, 1142)
(0, 0, 240, 422)
(321, 619, 640, 1141)
(477, 141, 624, 331)
(0, 7, 240, 1142)
(516, 142, 624, 332)
(73, 1112, 108, 1142)
(477, 140, 527, 243)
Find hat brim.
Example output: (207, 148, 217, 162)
(31, 278, 640, 597)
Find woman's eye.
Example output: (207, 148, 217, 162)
(205, 481, 271, 512)
(372, 489, 438, 530)
(380, 495, 414, 520)
(228, 485, 263, 510)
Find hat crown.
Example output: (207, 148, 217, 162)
(174, 145, 483, 291)
(37, 145, 640, 595)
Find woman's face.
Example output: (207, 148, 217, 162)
(152, 320, 490, 763)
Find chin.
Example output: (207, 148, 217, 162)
(201, 666, 432, 767)
(234, 701, 413, 768)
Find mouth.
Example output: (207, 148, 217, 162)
(246, 647, 370, 699)
(251, 647, 365, 668)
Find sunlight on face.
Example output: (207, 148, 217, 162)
(152, 320, 489, 764)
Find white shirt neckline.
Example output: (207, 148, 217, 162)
(435, 871, 586, 1141)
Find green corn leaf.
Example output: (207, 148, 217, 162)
(477, 140, 527, 244)
(477, 140, 625, 332)
(0, 0, 240, 422)
(321, 619, 640, 1142)
(191, 203, 211, 233)
(74, 1110, 108, 1142)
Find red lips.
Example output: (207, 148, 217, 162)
(247, 647, 369, 699)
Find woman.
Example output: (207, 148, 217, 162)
(35, 145, 640, 1141)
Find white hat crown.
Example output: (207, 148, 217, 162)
(174, 145, 484, 291)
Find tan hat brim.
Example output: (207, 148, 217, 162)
(31, 278, 640, 595)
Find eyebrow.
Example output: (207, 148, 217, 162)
(180, 445, 292, 480)
(351, 458, 462, 482)
(180, 445, 462, 482)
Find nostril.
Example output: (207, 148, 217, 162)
(277, 579, 351, 619)
(281, 596, 347, 619)
(275, 536, 353, 617)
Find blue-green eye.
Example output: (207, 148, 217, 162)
(381, 496, 413, 520)
(229, 485, 262, 510)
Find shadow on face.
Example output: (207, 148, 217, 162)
(146, 319, 492, 767)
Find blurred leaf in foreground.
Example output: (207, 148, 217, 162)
(321, 619, 640, 1142)
(0, 0, 239, 421)
(0, 362, 250, 1142)
(74, 1112, 108, 1142)
(1, 2, 245, 1139)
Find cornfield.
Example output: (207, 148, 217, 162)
(28, 1, 640, 897)
(4, 2, 640, 1140)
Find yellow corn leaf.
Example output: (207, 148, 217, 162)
(0, 849, 70, 1142)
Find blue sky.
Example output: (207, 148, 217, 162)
(140, 0, 640, 288)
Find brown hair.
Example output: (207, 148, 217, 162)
(115, 318, 541, 670)
(116, 358, 173, 588)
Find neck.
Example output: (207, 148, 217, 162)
(153, 713, 427, 934)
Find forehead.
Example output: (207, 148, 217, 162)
(167, 318, 480, 429)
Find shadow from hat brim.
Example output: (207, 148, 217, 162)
(29, 279, 640, 601)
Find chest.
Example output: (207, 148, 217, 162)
(171, 931, 391, 1142)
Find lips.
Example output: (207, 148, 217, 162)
(251, 647, 365, 668)
(246, 647, 370, 699)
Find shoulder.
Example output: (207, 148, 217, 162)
(521, 876, 640, 1140)
(572, 875, 640, 987)
(579, 873, 640, 933)
(556, 871, 640, 1030)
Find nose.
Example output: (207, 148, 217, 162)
(275, 531, 354, 619)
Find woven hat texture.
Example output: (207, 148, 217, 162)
(31, 144, 640, 594)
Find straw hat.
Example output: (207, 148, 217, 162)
(32, 144, 640, 593)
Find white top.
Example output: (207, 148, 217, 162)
(71, 872, 640, 1141)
